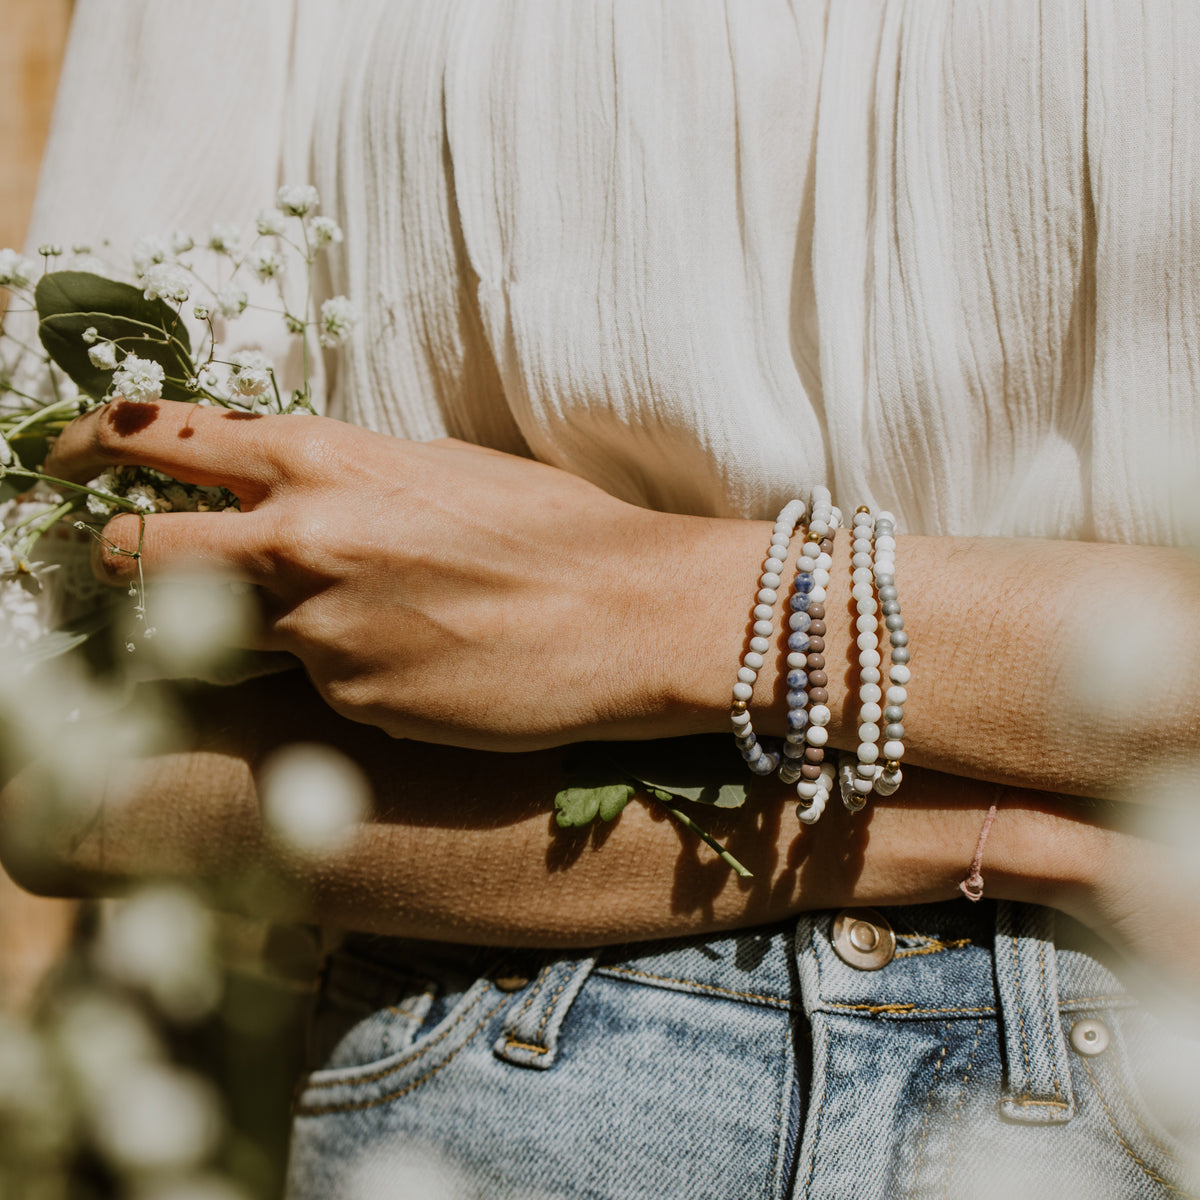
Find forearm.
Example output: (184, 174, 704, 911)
(0, 673, 1110, 948)
(660, 518, 1200, 799)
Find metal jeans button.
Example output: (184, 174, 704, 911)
(832, 908, 896, 970)
(1069, 1018, 1111, 1056)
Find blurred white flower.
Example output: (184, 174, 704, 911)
(140, 572, 253, 674)
(276, 183, 320, 217)
(112, 354, 165, 403)
(90, 1061, 222, 1173)
(308, 216, 343, 249)
(260, 743, 371, 855)
(142, 261, 191, 303)
(55, 990, 163, 1097)
(95, 885, 221, 1020)
(318, 295, 356, 347)
(126, 482, 166, 512)
(169, 228, 195, 254)
(88, 340, 120, 371)
(249, 249, 284, 281)
(255, 207, 287, 237)
(215, 284, 247, 319)
(132, 235, 169, 275)
(206, 223, 241, 254)
(0, 247, 35, 289)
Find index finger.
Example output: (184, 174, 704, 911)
(46, 399, 301, 502)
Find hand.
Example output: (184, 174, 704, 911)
(47, 400, 734, 749)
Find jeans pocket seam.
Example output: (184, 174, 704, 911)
(1078, 1054, 1197, 1198)
(294, 994, 511, 1117)
(303, 982, 493, 1092)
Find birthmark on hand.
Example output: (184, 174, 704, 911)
(107, 400, 159, 436)
(223, 411, 264, 421)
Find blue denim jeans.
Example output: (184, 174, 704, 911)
(287, 901, 1200, 1198)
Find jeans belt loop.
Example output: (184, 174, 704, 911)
(993, 901, 1076, 1123)
(493, 953, 599, 1070)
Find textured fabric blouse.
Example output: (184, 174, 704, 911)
(29, 0, 1200, 545)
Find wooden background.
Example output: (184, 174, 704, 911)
(1, 0, 77, 1011)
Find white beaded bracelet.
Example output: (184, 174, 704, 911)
(730, 498, 806, 775)
(842, 505, 881, 812)
(872, 509, 907, 797)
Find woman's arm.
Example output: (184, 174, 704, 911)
(43, 400, 1200, 802)
(0, 670, 1137, 951)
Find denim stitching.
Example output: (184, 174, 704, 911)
(1037, 939, 1063, 1098)
(509, 967, 551, 1026)
(939, 1016, 985, 1200)
(1087, 1032, 1181, 1169)
(295, 996, 512, 1117)
(303, 986, 490, 1091)
(766, 1019, 789, 1198)
(894, 937, 974, 960)
(910, 1021, 950, 1189)
(822, 1002, 996, 1015)
(503, 1039, 548, 1056)
(596, 965, 796, 1009)
(801, 945, 827, 1200)
(1010, 933, 1033, 1088)
(504, 966, 578, 1054)
(1078, 1055, 1198, 1198)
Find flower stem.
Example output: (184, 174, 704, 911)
(648, 793, 753, 878)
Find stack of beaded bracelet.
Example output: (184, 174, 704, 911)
(872, 509, 907, 796)
(843, 506, 881, 811)
(730, 497, 807, 775)
(782, 487, 839, 822)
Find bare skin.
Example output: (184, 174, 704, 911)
(41, 400, 1200, 794)
(3, 398, 1196, 990)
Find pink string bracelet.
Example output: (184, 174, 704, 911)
(959, 798, 1000, 901)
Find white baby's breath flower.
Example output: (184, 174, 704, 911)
(276, 183, 320, 217)
(249, 249, 284, 281)
(215, 284, 247, 318)
(125, 484, 165, 513)
(308, 216, 343, 249)
(87, 341, 120, 371)
(37, 243, 63, 257)
(192, 303, 209, 321)
(318, 295, 356, 347)
(169, 229, 195, 254)
(131, 235, 168, 275)
(260, 743, 371, 855)
(227, 349, 273, 398)
(255, 207, 287, 237)
(90, 1062, 222, 1172)
(0, 248, 35, 289)
(112, 355, 165, 403)
(82, 326, 99, 344)
(0, 436, 12, 468)
(206, 223, 240, 254)
(141, 261, 190, 303)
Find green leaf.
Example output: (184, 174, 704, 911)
(35, 271, 194, 401)
(554, 783, 634, 828)
(614, 735, 752, 809)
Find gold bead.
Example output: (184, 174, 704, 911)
(885, 760, 901, 773)
(731, 700, 748, 713)
(855, 505, 871, 514)
(795, 796, 813, 811)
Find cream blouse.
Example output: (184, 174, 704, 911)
(29, 0, 1200, 544)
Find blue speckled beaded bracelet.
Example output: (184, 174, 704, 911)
(729, 497, 807, 776)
